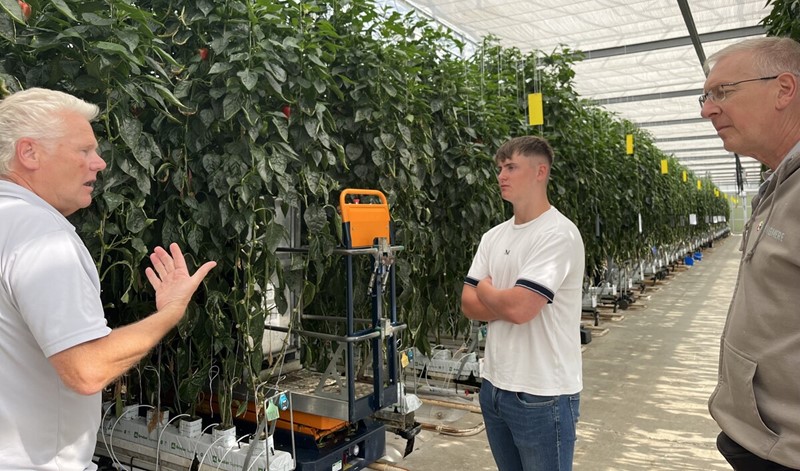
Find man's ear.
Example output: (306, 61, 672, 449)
(776, 72, 797, 111)
(14, 138, 41, 171)
(537, 162, 550, 180)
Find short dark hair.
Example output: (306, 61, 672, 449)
(495, 136, 554, 165)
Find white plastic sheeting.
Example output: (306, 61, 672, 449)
(387, 0, 774, 191)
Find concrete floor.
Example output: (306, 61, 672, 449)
(382, 235, 741, 471)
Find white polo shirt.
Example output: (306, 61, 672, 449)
(0, 181, 110, 470)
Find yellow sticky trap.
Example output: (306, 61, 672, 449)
(682, 170, 687, 182)
(626, 134, 634, 155)
(715, 189, 720, 197)
(528, 93, 544, 126)
(697, 180, 702, 190)
(660, 159, 668, 175)
(400, 352, 409, 369)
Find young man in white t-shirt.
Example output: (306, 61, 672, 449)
(462, 136, 585, 471)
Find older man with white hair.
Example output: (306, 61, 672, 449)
(0, 88, 216, 469)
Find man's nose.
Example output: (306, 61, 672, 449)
(92, 153, 107, 171)
(700, 99, 718, 119)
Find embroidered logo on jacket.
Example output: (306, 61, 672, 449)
(765, 225, 785, 242)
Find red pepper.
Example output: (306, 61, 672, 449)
(17, 0, 31, 21)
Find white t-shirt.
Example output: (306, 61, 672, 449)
(465, 206, 585, 396)
(0, 181, 110, 470)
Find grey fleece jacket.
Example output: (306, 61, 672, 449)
(709, 141, 800, 468)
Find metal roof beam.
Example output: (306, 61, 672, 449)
(677, 0, 706, 68)
(684, 163, 754, 169)
(681, 165, 739, 170)
(636, 117, 708, 127)
(654, 134, 721, 142)
(675, 154, 734, 163)
(595, 88, 703, 105)
(659, 145, 730, 153)
(682, 164, 752, 170)
(580, 26, 766, 60)
(685, 162, 753, 168)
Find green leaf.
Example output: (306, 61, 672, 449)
(0, 1, 21, 32)
(269, 149, 288, 176)
(398, 124, 412, 144)
(371, 150, 386, 166)
(153, 83, 189, 109)
(262, 222, 285, 252)
(252, 146, 269, 182)
(95, 41, 144, 66)
(82, 12, 113, 26)
(304, 117, 319, 140)
(222, 93, 242, 121)
(382, 82, 397, 97)
(187, 225, 203, 253)
(125, 207, 147, 233)
(354, 108, 370, 123)
(0, 15, 17, 43)
(380, 132, 396, 149)
(346, 143, 363, 161)
(118, 115, 143, 151)
(197, 0, 214, 16)
(303, 205, 327, 234)
(264, 72, 283, 96)
(267, 62, 287, 82)
(102, 192, 125, 212)
(237, 69, 258, 91)
(131, 237, 147, 255)
(271, 114, 289, 141)
(208, 62, 233, 74)
(114, 30, 140, 53)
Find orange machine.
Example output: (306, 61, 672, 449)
(339, 189, 391, 248)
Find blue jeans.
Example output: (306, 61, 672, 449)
(479, 379, 580, 471)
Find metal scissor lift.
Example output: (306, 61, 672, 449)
(268, 189, 407, 471)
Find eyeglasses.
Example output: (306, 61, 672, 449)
(698, 76, 779, 107)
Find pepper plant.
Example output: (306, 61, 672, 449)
(1, 0, 730, 426)
(763, 0, 800, 39)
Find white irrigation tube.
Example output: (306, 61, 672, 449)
(156, 413, 189, 471)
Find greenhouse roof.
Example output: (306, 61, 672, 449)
(388, 0, 774, 193)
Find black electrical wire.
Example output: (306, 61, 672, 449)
(735, 153, 744, 194)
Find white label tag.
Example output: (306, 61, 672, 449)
(333, 460, 343, 471)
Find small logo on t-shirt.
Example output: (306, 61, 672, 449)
(504, 249, 510, 255)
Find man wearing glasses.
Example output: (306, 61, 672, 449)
(701, 37, 800, 471)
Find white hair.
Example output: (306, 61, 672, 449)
(0, 88, 99, 175)
(704, 37, 800, 77)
